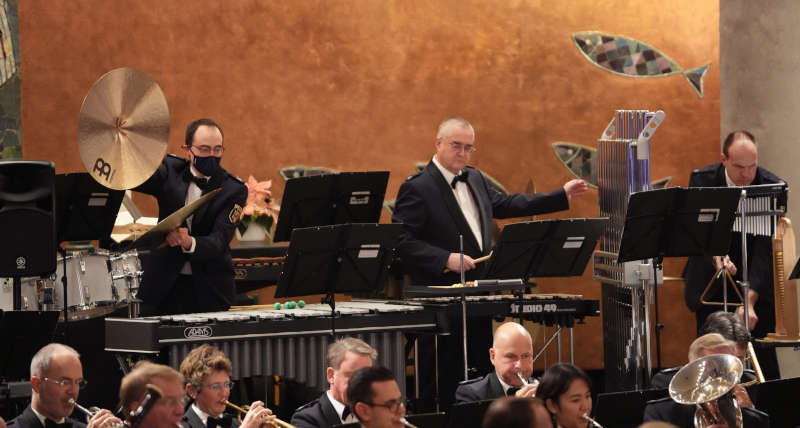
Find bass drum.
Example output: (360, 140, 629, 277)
(0, 277, 44, 311)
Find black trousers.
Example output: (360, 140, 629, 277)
(144, 274, 228, 316)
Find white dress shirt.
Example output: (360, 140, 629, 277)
(432, 156, 483, 251)
(326, 391, 358, 424)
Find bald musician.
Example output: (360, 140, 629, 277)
(455, 322, 538, 403)
(8, 343, 121, 428)
(179, 344, 276, 428)
(682, 130, 784, 379)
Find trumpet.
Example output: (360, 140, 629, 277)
(221, 399, 297, 428)
(69, 399, 123, 427)
(400, 417, 418, 428)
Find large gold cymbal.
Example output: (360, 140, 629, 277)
(78, 68, 169, 190)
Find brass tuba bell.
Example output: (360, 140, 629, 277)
(668, 354, 744, 428)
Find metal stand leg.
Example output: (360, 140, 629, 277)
(570, 328, 575, 365)
(557, 329, 562, 362)
(434, 335, 440, 413)
(414, 338, 420, 399)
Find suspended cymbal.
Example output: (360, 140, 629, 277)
(78, 68, 169, 190)
(121, 188, 222, 251)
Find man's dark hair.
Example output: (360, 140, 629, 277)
(347, 366, 396, 420)
(722, 130, 756, 157)
(700, 310, 751, 344)
(482, 396, 544, 428)
(536, 363, 591, 415)
(185, 118, 224, 147)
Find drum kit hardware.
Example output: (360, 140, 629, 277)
(3, 67, 214, 320)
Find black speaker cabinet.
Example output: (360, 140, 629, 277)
(0, 161, 56, 277)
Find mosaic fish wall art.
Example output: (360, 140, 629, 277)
(572, 31, 709, 98)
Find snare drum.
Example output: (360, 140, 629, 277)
(54, 250, 115, 310)
(0, 277, 41, 310)
(109, 250, 142, 301)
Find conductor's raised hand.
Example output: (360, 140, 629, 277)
(563, 179, 588, 201)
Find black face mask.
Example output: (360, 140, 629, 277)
(193, 155, 221, 177)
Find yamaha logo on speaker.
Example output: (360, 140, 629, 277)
(15, 257, 25, 270)
(184, 326, 213, 339)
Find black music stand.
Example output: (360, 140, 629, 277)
(616, 187, 741, 382)
(273, 171, 389, 242)
(274, 223, 401, 334)
(751, 376, 800, 427)
(0, 310, 59, 380)
(483, 217, 609, 280)
(595, 388, 668, 428)
(446, 399, 493, 428)
(55, 172, 124, 244)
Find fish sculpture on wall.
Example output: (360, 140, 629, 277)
(572, 31, 710, 98)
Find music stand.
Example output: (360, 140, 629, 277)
(595, 388, 668, 428)
(0, 310, 59, 381)
(273, 171, 389, 242)
(484, 217, 609, 280)
(751, 377, 800, 427)
(446, 399, 493, 428)
(274, 223, 401, 334)
(55, 172, 124, 243)
(53, 173, 124, 325)
(616, 187, 741, 387)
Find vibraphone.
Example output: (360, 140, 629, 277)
(105, 301, 437, 396)
(409, 293, 599, 364)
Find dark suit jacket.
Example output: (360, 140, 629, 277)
(643, 396, 770, 427)
(290, 393, 343, 428)
(7, 406, 87, 428)
(134, 154, 247, 311)
(454, 372, 507, 404)
(181, 406, 241, 428)
(392, 161, 569, 285)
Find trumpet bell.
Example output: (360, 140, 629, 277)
(669, 354, 743, 405)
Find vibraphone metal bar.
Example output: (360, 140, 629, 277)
(105, 301, 436, 396)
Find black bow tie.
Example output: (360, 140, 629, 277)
(451, 170, 469, 188)
(507, 387, 521, 396)
(207, 415, 232, 428)
(45, 420, 72, 428)
(190, 174, 211, 190)
(341, 406, 351, 421)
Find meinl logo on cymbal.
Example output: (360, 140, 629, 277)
(184, 326, 213, 339)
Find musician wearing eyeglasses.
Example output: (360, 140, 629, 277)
(682, 130, 785, 380)
(8, 343, 122, 428)
(392, 117, 587, 408)
(291, 338, 377, 428)
(346, 367, 406, 428)
(179, 344, 276, 428)
(455, 322, 538, 403)
(119, 361, 187, 428)
(134, 118, 248, 315)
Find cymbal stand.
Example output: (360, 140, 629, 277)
(459, 234, 469, 381)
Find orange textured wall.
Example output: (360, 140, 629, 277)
(18, 0, 720, 369)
